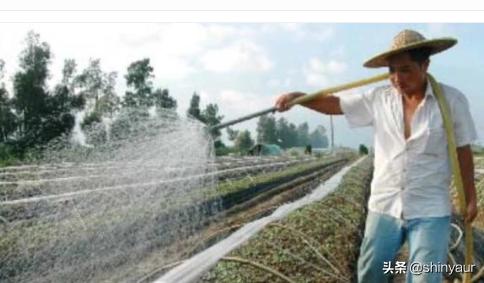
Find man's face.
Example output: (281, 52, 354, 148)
(388, 52, 428, 95)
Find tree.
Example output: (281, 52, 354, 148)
(57, 59, 85, 110)
(359, 144, 369, 155)
(122, 58, 176, 115)
(12, 31, 51, 139)
(187, 92, 203, 121)
(276, 117, 297, 148)
(11, 32, 84, 152)
(256, 115, 277, 144)
(40, 85, 77, 144)
(96, 72, 120, 119)
(42, 60, 85, 145)
(234, 130, 254, 153)
(76, 59, 104, 109)
(287, 122, 298, 148)
(0, 61, 17, 142)
(123, 58, 154, 109)
(201, 103, 224, 139)
(62, 58, 77, 87)
(226, 127, 239, 142)
(76, 59, 119, 127)
(152, 88, 177, 111)
(296, 122, 310, 147)
(309, 125, 329, 148)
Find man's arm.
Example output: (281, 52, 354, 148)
(275, 92, 343, 115)
(276, 90, 375, 127)
(457, 145, 478, 224)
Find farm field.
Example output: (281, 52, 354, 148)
(1, 152, 482, 282)
(0, 152, 355, 282)
(199, 155, 484, 283)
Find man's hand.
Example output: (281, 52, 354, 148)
(465, 199, 478, 224)
(275, 92, 306, 112)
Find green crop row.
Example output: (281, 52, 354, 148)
(201, 157, 373, 283)
(203, 156, 350, 199)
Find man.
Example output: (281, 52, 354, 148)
(275, 29, 478, 283)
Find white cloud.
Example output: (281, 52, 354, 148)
(267, 77, 293, 89)
(304, 57, 347, 87)
(0, 23, 260, 92)
(306, 72, 329, 87)
(200, 40, 273, 73)
(329, 46, 346, 58)
(200, 89, 274, 120)
(425, 23, 456, 38)
(114, 23, 244, 81)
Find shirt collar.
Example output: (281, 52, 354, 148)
(424, 78, 435, 99)
(391, 78, 435, 99)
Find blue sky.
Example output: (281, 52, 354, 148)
(0, 23, 482, 148)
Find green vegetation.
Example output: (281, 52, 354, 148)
(256, 115, 328, 150)
(0, 144, 19, 167)
(233, 130, 255, 153)
(472, 145, 484, 156)
(205, 156, 350, 199)
(187, 93, 224, 141)
(202, 157, 373, 282)
(358, 144, 369, 155)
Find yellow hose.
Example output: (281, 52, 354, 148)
(288, 73, 390, 106)
(429, 74, 473, 283)
(289, 72, 473, 282)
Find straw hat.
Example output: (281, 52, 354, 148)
(363, 29, 457, 68)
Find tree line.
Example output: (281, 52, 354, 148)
(0, 31, 328, 162)
(224, 116, 328, 154)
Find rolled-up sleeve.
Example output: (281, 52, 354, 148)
(338, 88, 375, 128)
(452, 93, 478, 147)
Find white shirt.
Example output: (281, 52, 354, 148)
(339, 79, 478, 219)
